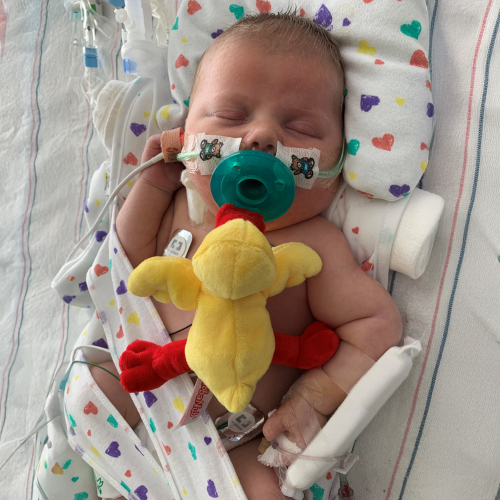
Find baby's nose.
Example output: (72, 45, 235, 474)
(242, 123, 279, 155)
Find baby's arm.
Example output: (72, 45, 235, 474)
(264, 216, 402, 442)
(116, 135, 184, 267)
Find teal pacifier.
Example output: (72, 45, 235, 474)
(210, 151, 295, 222)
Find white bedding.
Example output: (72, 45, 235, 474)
(0, 0, 499, 499)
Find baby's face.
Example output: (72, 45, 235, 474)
(185, 41, 344, 230)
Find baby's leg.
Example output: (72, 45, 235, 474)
(229, 438, 295, 500)
(90, 362, 140, 500)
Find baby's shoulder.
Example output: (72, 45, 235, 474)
(272, 216, 347, 256)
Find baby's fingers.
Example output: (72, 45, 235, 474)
(263, 409, 286, 443)
(141, 134, 163, 163)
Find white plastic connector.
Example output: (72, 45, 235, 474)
(114, 8, 128, 23)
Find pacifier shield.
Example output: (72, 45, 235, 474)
(210, 151, 295, 222)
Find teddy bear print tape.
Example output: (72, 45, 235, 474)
(192, 134, 242, 175)
(276, 142, 321, 190)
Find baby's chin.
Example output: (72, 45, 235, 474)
(190, 173, 336, 232)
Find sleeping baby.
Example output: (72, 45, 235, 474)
(90, 11, 402, 500)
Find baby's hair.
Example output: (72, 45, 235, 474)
(190, 9, 345, 108)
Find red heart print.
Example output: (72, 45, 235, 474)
(123, 152, 138, 166)
(84, 402, 98, 415)
(363, 0, 374, 3)
(175, 54, 189, 69)
(299, 8, 305, 16)
(410, 49, 429, 68)
(256, 0, 271, 13)
(372, 134, 394, 151)
(124, 470, 132, 477)
(119, 307, 123, 314)
(116, 325, 124, 338)
(361, 260, 374, 272)
(426, 80, 432, 90)
(352, 227, 359, 234)
(167, 421, 173, 429)
(326, 472, 332, 480)
(421, 142, 429, 150)
(374, 59, 385, 65)
(94, 264, 109, 277)
(163, 443, 172, 455)
(187, 0, 201, 15)
(87, 430, 91, 436)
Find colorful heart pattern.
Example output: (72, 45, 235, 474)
(358, 40, 376, 55)
(105, 441, 121, 458)
(389, 184, 410, 197)
(175, 54, 189, 69)
(372, 134, 394, 151)
(94, 264, 108, 277)
(116, 280, 127, 295)
(229, 4, 244, 19)
(130, 123, 147, 137)
(410, 49, 429, 68)
(207, 479, 218, 498)
(400, 20, 421, 39)
(134, 485, 148, 500)
(256, 0, 271, 13)
(123, 152, 138, 166)
(313, 4, 332, 30)
(360, 94, 380, 112)
(83, 402, 98, 415)
(347, 139, 360, 156)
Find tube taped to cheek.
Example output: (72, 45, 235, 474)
(326, 341, 375, 394)
(182, 133, 242, 174)
(276, 141, 345, 190)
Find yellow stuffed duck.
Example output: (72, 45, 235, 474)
(120, 203, 339, 413)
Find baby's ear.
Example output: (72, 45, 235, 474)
(212, 138, 218, 144)
(309, 158, 315, 167)
(200, 139, 207, 148)
(292, 155, 297, 160)
(219, 142, 223, 147)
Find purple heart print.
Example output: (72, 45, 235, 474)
(360, 95, 380, 112)
(143, 391, 157, 408)
(207, 480, 218, 498)
(389, 184, 411, 197)
(116, 280, 127, 295)
(105, 441, 121, 458)
(134, 485, 148, 500)
(130, 123, 147, 137)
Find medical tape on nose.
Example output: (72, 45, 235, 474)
(326, 341, 375, 394)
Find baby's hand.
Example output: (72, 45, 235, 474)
(263, 370, 329, 452)
(139, 134, 184, 194)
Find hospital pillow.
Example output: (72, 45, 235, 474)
(157, 0, 433, 202)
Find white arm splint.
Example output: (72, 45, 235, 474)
(283, 338, 422, 494)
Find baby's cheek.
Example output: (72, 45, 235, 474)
(266, 187, 336, 230)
